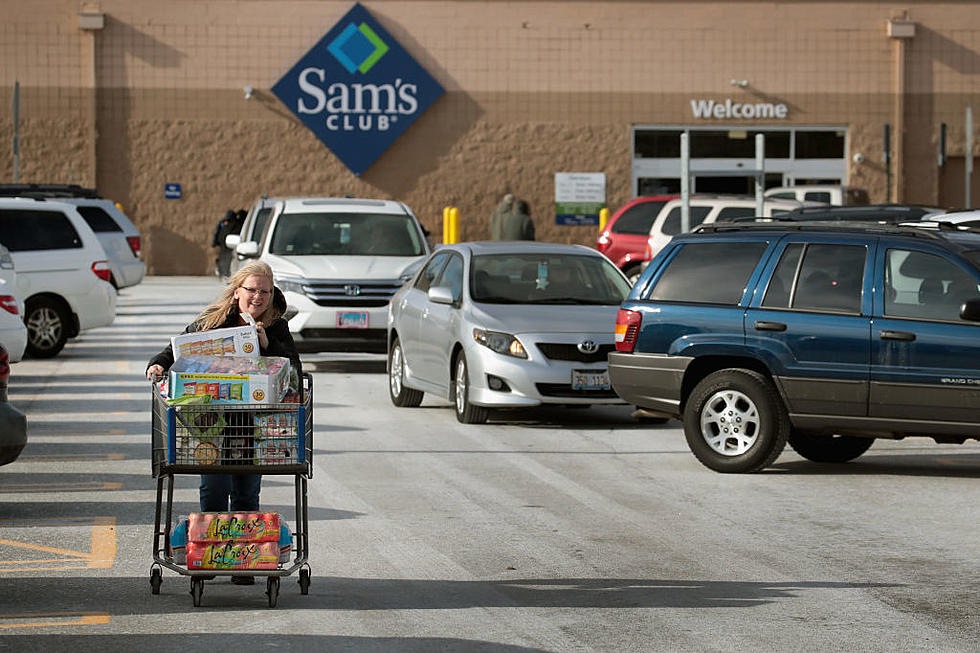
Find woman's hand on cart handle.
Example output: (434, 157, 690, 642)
(146, 364, 165, 382)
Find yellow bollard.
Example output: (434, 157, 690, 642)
(599, 207, 610, 232)
(449, 207, 460, 244)
(442, 206, 451, 244)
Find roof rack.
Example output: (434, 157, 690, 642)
(0, 183, 101, 199)
(694, 220, 946, 241)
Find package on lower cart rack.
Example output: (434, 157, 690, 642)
(186, 541, 280, 570)
(168, 355, 291, 404)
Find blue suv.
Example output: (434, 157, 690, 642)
(609, 222, 980, 473)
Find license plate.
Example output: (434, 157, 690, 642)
(571, 369, 610, 391)
(336, 311, 369, 329)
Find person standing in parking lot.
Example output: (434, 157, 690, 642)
(489, 192, 515, 240)
(145, 262, 301, 580)
(212, 209, 237, 278)
(501, 199, 535, 241)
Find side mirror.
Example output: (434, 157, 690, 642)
(225, 233, 241, 249)
(428, 286, 454, 305)
(236, 241, 259, 258)
(960, 298, 980, 322)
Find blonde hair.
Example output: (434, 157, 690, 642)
(197, 261, 282, 330)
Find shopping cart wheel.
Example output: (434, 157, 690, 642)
(190, 577, 204, 607)
(266, 576, 280, 608)
(150, 567, 162, 595)
(298, 568, 311, 595)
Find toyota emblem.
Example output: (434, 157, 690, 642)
(344, 284, 361, 296)
(577, 340, 598, 354)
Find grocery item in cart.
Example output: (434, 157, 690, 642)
(188, 511, 281, 543)
(171, 325, 259, 361)
(278, 522, 292, 564)
(171, 515, 189, 564)
(168, 355, 291, 404)
(186, 541, 280, 570)
(253, 411, 298, 464)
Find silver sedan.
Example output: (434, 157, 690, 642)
(386, 241, 631, 423)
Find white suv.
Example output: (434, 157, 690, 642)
(230, 197, 431, 352)
(644, 195, 806, 261)
(0, 198, 116, 357)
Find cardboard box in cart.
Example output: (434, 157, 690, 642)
(168, 355, 291, 404)
(171, 325, 259, 360)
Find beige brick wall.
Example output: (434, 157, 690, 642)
(1, 1, 979, 273)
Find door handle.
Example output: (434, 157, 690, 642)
(754, 320, 787, 332)
(880, 330, 916, 341)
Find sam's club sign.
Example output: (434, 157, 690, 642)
(272, 3, 444, 176)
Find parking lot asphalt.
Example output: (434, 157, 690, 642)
(0, 276, 978, 652)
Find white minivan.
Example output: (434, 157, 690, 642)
(0, 244, 27, 362)
(0, 198, 116, 357)
(229, 197, 431, 353)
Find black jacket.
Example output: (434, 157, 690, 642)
(147, 308, 301, 377)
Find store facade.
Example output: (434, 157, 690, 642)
(1, 1, 979, 274)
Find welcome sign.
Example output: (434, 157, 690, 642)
(272, 3, 444, 176)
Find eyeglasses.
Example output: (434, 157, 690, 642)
(240, 286, 272, 297)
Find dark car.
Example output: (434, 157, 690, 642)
(0, 343, 27, 465)
(781, 203, 946, 224)
(596, 195, 677, 283)
(610, 221, 980, 473)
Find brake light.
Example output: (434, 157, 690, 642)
(126, 235, 142, 258)
(644, 238, 653, 261)
(614, 309, 642, 353)
(92, 260, 111, 282)
(0, 345, 8, 388)
(0, 296, 18, 315)
(596, 233, 610, 253)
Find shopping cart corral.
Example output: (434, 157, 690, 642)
(149, 373, 313, 608)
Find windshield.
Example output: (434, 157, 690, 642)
(269, 212, 424, 256)
(471, 253, 631, 305)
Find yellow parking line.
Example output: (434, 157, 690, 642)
(0, 482, 123, 493)
(108, 429, 127, 434)
(0, 612, 111, 629)
(0, 538, 91, 559)
(0, 517, 117, 572)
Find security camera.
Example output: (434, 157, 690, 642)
(852, 152, 865, 164)
(243, 85, 253, 100)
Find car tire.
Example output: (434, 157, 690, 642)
(788, 432, 873, 463)
(452, 352, 488, 424)
(623, 263, 644, 285)
(24, 297, 70, 359)
(683, 369, 789, 473)
(388, 337, 423, 407)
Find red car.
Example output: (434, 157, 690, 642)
(596, 195, 676, 283)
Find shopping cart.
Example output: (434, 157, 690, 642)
(149, 373, 313, 608)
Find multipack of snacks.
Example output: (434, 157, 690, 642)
(168, 355, 291, 404)
(253, 411, 299, 464)
(171, 325, 260, 361)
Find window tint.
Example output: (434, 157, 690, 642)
(715, 206, 755, 222)
(661, 206, 711, 236)
(649, 242, 767, 304)
(250, 207, 273, 243)
(762, 243, 803, 307)
(768, 192, 796, 200)
(803, 192, 831, 203)
(0, 208, 83, 251)
(268, 212, 424, 256)
(76, 206, 123, 233)
(435, 253, 464, 303)
(793, 244, 866, 313)
(885, 249, 980, 321)
(415, 252, 451, 292)
(611, 201, 668, 235)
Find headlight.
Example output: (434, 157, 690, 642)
(276, 277, 306, 295)
(473, 328, 527, 359)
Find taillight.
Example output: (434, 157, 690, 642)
(92, 260, 111, 282)
(0, 295, 18, 315)
(643, 238, 653, 261)
(126, 236, 142, 258)
(614, 309, 642, 353)
(0, 345, 9, 388)
(596, 233, 610, 253)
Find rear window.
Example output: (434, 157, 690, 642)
(803, 191, 831, 203)
(611, 201, 668, 235)
(76, 206, 123, 233)
(715, 206, 756, 222)
(0, 208, 83, 251)
(661, 206, 711, 235)
(648, 241, 767, 304)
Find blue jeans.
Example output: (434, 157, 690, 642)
(199, 474, 262, 512)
